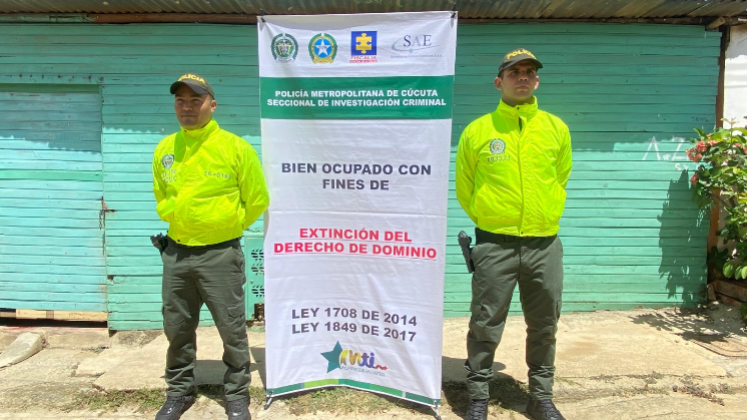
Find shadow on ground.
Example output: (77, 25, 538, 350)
(630, 305, 747, 337)
(441, 356, 530, 419)
(249, 346, 266, 386)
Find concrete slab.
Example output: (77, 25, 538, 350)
(0, 333, 43, 368)
(76, 331, 165, 378)
(110, 330, 162, 349)
(74, 347, 132, 377)
(0, 331, 19, 353)
(94, 327, 266, 391)
(555, 317, 727, 378)
(94, 333, 168, 390)
(0, 349, 93, 400)
(441, 311, 729, 385)
(560, 393, 747, 420)
(45, 330, 110, 350)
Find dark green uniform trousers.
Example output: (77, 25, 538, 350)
(161, 237, 250, 402)
(465, 229, 563, 400)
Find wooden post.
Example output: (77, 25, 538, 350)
(707, 26, 730, 285)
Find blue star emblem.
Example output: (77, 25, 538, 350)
(321, 341, 343, 373)
(315, 39, 331, 57)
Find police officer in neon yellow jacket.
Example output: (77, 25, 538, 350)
(456, 50, 571, 420)
(152, 74, 268, 420)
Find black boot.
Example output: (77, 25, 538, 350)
(226, 397, 250, 420)
(526, 398, 566, 420)
(154, 395, 195, 420)
(467, 398, 489, 420)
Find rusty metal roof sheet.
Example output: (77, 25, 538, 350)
(0, 0, 745, 18)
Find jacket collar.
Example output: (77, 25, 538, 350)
(180, 118, 219, 141)
(496, 97, 539, 120)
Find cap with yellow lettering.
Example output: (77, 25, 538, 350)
(169, 73, 215, 98)
(498, 48, 543, 77)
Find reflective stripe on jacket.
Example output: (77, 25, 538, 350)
(456, 98, 572, 237)
(152, 119, 269, 246)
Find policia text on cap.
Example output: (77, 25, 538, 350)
(456, 49, 572, 420)
(150, 74, 269, 420)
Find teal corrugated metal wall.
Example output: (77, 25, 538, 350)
(0, 24, 263, 329)
(0, 22, 717, 329)
(0, 84, 107, 312)
(447, 24, 717, 316)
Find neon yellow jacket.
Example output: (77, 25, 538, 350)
(152, 119, 269, 246)
(456, 98, 572, 237)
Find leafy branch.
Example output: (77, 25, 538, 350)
(687, 117, 747, 279)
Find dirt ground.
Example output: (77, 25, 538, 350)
(2, 305, 747, 419)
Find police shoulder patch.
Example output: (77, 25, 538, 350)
(161, 154, 174, 169)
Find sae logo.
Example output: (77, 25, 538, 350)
(350, 31, 378, 63)
(392, 34, 438, 54)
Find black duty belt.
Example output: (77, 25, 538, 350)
(475, 228, 555, 244)
(475, 228, 519, 244)
(166, 236, 241, 250)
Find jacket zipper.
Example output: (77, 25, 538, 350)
(518, 116, 525, 236)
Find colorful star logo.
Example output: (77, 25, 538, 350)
(320, 341, 343, 372)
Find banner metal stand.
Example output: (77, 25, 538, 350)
(263, 391, 273, 410)
(430, 401, 442, 420)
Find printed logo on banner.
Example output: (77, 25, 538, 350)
(489, 139, 506, 155)
(350, 31, 378, 63)
(309, 33, 338, 64)
(271, 33, 299, 62)
(391, 34, 440, 55)
(161, 154, 174, 169)
(321, 341, 388, 376)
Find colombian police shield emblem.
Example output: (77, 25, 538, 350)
(490, 139, 506, 155)
(161, 154, 174, 169)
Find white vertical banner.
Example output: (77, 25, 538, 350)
(259, 12, 457, 407)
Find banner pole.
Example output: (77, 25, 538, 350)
(263, 391, 274, 410)
(430, 402, 442, 420)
